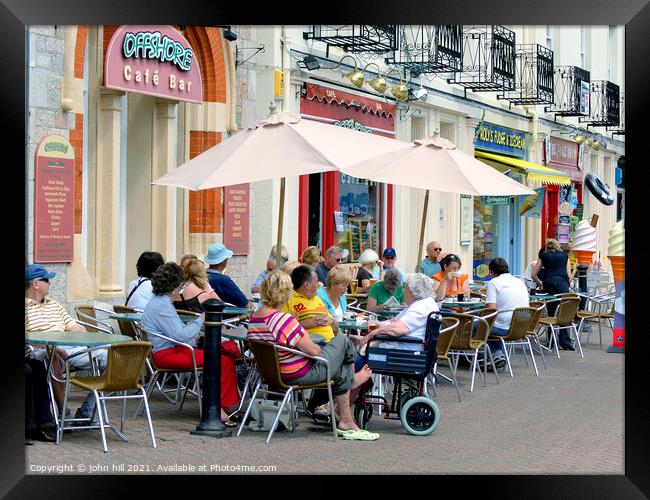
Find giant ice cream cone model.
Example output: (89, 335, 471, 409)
(607, 220, 625, 282)
(572, 220, 597, 266)
(607, 219, 625, 352)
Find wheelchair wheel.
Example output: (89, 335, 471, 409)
(354, 403, 374, 430)
(399, 396, 440, 436)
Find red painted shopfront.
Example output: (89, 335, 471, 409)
(541, 137, 584, 242)
(298, 83, 396, 259)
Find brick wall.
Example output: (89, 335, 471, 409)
(188, 131, 223, 234)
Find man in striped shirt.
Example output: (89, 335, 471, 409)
(25, 264, 106, 419)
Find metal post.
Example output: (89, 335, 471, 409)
(191, 299, 231, 438)
(577, 264, 588, 310)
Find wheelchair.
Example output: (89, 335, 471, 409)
(353, 312, 442, 436)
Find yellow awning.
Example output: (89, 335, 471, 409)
(475, 151, 572, 186)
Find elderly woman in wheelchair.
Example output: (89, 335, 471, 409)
(359, 273, 442, 436)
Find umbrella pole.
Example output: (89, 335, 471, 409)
(276, 177, 286, 267)
(416, 189, 430, 273)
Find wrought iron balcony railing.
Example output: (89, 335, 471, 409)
(384, 25, 463, 76)
(579, 80, 620, 128)
(447, 25, 516, 94)
(545, 66, 590, 118)
(303, 25, 397, 57)
(606, 93, 625, 135)
(498, 44, 553, 106)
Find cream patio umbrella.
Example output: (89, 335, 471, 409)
(340, 136, 536, 271)
(152, 105, 410, 265)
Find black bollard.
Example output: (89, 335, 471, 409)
(191, 299, 231, 438)
(577, 264, 588, 311)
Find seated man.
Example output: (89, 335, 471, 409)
(25, 264, 107, 422)
(366, 268, 405, 312)
(251, 258, 276, 294)
(204, 243, 250, 308)
(419, 241, 443, 277)
(363, 273, 438, 350)
(483, 257, 530, 368)
(381, 247, 406, 284)
(283, 264, 337, 343)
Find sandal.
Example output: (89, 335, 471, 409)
(341, 429, 380, 441)
(222, 419, 238, 428)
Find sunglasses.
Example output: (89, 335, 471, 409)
(38, 278, 50, 283)
(432, 248, 442, 251)
(334, 258, 343, 262)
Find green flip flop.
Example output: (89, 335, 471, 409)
(342, 429, 380, 441)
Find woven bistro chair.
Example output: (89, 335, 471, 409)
(537, 296, 582, 359)
(134, 326, 204, 419)
(488, 307, 540, 377)
(447, 311, 500, 393)
(74, 305, 115, 334)
(237, 339, 337, 443)
(430, 317, 461, 401)
(112, 305, 138, 339)
(58, 341, 156, 453)
(526, 301, 549, 370)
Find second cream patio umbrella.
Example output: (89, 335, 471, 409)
(340, 136, 536, 271)
(152, 106, 410, 264)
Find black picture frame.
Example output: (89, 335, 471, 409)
(4, 1, 648, 496)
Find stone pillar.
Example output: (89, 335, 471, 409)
(96, 89, 124, 295)
(151, 99, 178, 261)
(525, 125, 546, 266)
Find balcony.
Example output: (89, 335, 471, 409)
(579, 80, 620, 128)
(499, 44, 554, 106)
(302, 25, 397, 57)
(384, 25, 463, 76)
(447, 25, 516, 94)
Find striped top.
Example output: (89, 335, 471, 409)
(247, 311, 311, 380)
(25, 297, 77, 333)
(282, 292, 335, 343)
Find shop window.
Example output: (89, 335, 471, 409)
(336, 175, 380, 262)
(473, 197, 495, 270)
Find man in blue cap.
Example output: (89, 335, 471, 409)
(204, 243, 250, 308)
(381, 247, 406, 284)
(25, 264, 107, 425)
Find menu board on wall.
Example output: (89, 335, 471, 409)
(344, 217, 376, 262)
(223, 184, 250, 255)
(34, 135, 75, 263)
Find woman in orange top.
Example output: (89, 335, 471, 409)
(431, 254, 471, 301)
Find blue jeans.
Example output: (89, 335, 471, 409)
(472, 324, 508, 359)
(486, 326, 509, 357)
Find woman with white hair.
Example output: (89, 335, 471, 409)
(356, 249, 384, 293)
(363, 273, 439, 350)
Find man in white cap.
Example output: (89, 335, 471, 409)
(204, 243, 250, 308)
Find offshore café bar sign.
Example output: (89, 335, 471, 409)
(104, 26, 203, 103)
(34, 135, 75, 263)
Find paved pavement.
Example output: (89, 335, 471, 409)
(26, 334, 624, 475)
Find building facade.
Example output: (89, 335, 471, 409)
(26, 24, 624, 307)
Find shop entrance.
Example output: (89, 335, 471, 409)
(307, 173, 322, 248)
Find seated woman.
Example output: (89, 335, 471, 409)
(126, 251, 164, 310)
(366, 268, 404, 312)
(356, 249, 384, 294)
(316, 265, 349, 322)
(173, 258, 221, 313)
(142, 262, 239, 425)
(432, 254, 471, 301)
(247, 271, 378, 440)
(300, 245, 322, 267)
(363, 273, 439, 350)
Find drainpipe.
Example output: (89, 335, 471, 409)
(280, 26, 290, 112)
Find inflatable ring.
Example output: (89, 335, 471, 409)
(585, 173, 615, 206)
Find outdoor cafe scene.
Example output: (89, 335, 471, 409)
(25, 25, 624, 472)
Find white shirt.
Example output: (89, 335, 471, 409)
(333, 301, 343, 322)
(378, 297, 439, 350)
(486, 273, 530, 331)
(126, 277, 154, 311)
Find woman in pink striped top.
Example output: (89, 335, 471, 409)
(247, 271, 377, 438)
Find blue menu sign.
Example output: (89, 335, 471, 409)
(475, 122, 527, 158)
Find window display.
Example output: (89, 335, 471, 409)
(336, 174, 379, 262)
